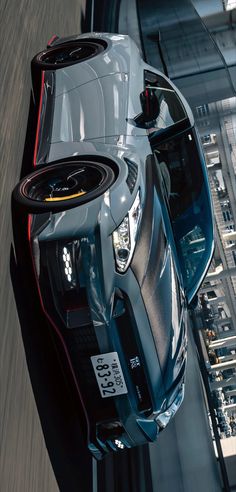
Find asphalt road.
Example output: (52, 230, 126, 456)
(0, 2, 87, 491)
(148, 325, 221, 492)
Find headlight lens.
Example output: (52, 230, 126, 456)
(155, 383, 185, 429)
(112, 191, 142, 273)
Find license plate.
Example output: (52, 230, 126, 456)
(91, 352, 128, 398)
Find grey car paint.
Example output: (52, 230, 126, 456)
(13, 33, 212, 456)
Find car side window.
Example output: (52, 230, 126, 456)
(152, 131, 203, 220)
(151, 128, 212, 297)
(179, 224, 207, 290)
(144, 70, 187, 131)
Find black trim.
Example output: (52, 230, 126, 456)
(64, 326, 118, 424)
(131, 156, 154, 283)
(125, 158, 138, 194)
(38, 240, 118, 424)
(37, 71, 55, 165)
(149, 118, 191, 147)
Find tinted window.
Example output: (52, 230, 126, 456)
(153, 130, 203, 219)
(152, 128, 213, 297)
(145, 71, 187, 130)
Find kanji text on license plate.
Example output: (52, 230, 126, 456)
(90, 352, 128, 398)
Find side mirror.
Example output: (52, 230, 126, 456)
(140, 89, 160, 123)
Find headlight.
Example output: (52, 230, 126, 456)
(155, 383, 185, 429)
(112, 191, 142, 273)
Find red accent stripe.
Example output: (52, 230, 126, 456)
(33, 71, 45, 167)
(28, 214, 33, 242)
(47, 34, 58, 47)
(27, 215, 90, 431)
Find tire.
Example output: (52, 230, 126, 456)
(32, 40, 106, 70)
(13, 161, 115, 213)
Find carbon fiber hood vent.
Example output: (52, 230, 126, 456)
(125, 158, 138, 193)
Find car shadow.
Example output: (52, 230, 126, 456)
(20, 92, 37, 179)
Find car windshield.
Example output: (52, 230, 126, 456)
(152, 128, 213, 299)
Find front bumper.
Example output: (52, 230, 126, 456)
(28, 206, 165, 458)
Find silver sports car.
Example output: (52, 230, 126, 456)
(12, 33, 214, 458)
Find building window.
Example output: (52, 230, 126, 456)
(223, 210, 232, 222)
(206, 152, 220, 166)
(233, 251, 236, 265)
(222, 324, 231, 332)
(207, 290, 217, 299)
(198, 120, 210, 128)
(196, 104, 209, 118)
(201, 134, 216, 145)
(202, 134, 211, 144)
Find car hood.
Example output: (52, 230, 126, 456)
(51, 73, 133, 144)
(36, 35, 148, 165)
(131, 162, 187, 398)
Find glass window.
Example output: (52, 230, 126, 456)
(151, 127, 213, 297)
(196, 104, 209, 118)
(201, 134, 211, 144)
(232, 251, 236, 265)
(201, 134, 216, 145)
(223, 210, 232, 222)
(144, 71, 187, 131)
(153, 130, 203, 220)
(207, 291, 217, 299)
(179, 225, 207, 288)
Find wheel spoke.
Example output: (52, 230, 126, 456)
(39, 42, 100, 66)
(23, 164, 105, 203)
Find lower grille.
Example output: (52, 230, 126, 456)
(63, 324, 118, 423)
(38, 240, 118, 423)
(115, 296, 152, 414)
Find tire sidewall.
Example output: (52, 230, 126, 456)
(13, 162, 115, 213)
(32, 41, 104, 70)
